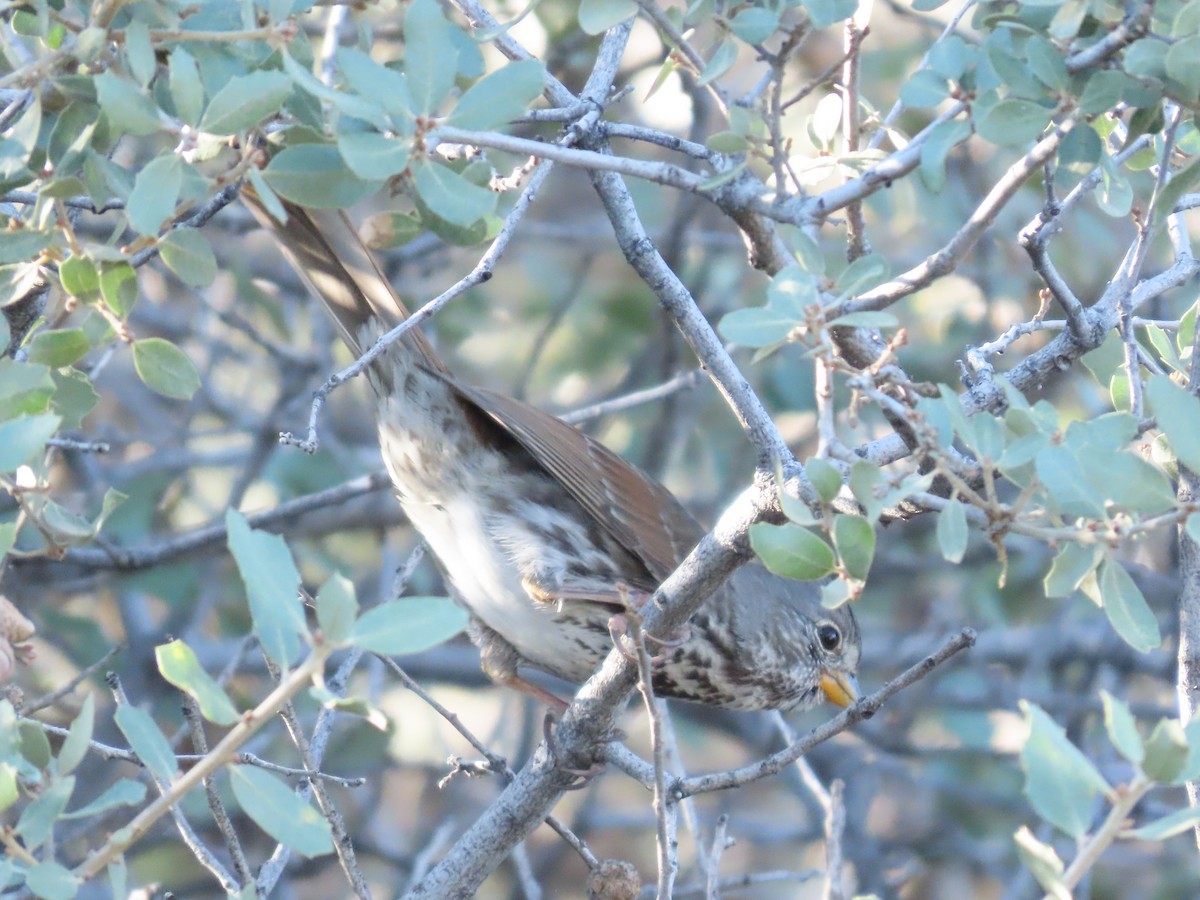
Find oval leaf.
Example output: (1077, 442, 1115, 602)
(413, 160, 497, 227)
(200, 71, 293, 135)
(226, 509, 306, 669)
(1020, 701, 1110, 838)
(156, 639, 240, 726)
(937, 498, 969, 564)
(748, 522, 836, 581)
(229, 764, 334, 857)
(446, 59, 545, 131)
(133, 337, 200, 400)
(349, 596, 468, 656)
(159, 229, 217, 287)
(115, 705, 178, 784)
(0, 413, 60, 472)
(832, 514, 875, 581)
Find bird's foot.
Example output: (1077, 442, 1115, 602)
(542, 710, 624, 788)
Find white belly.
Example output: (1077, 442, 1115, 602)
(403, 493, 598, 679)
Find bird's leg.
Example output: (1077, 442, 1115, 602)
(608, 584, 691, 664)
(468, 616, 569, 714)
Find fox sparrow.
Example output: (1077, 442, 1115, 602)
(242, 190, 860, 713)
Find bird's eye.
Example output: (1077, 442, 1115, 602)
(817, 623, 841, 651)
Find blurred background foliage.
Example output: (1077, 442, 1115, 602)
(1, 0, 1200, 895)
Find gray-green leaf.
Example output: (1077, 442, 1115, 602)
(133, 337, 200, 400)
(229, 765, 334, 857)
(349, 596, 468, 655)
(225, 509, 306, 669)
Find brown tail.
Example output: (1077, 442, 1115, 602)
(240, 186, 446, 375)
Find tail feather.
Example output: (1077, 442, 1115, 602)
(240, 187, 446, 375)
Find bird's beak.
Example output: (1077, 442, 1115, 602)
(819, 671, 860, 708)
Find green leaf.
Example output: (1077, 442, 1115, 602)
(1166, 36, 1200, 101)
(127, 155, 182, 236)
(0, 413, 60, 471)
(791, 231, 825, 275)
(229, 765, 334, 857)
(578, 0, 637, 34)
(413, 160, 497, 227)
(1142, 374, 1200, 472)
(810, 93, 842, 148)
(51, 367, 99, 431)
(937, 498, 969, 564)
(361, 211, 424, 249)
(27, 329, 89, 367)
(337, 48, 413, 120)
(928, 35, 973, 80)
(919, 119, 972, 192)
(718, 305, 793, 347)
(748, 522, 836, 581)
(156, 639, 240, 726)
(337, 132, 412, 181)
(405, 0, 460, 113)
(1125, 805, 1200, 841)
(1143, 718, 1190, 782)
(900, 70, 950, 108)
(1035, 444, 1106, 519)
(1013, 826, 1069, 900)
(95, 71, 162, 136)
(349, 596, 467, 655)
(1078, 70, 1127, 115)
(1020, 701, 1110, 838)
(0, 360, 54, 420)
(20, 722, 52, 768)
(168, 48, 205, 125)
(226, 509, 306, 668)
(115, 705, 177, 783)
(1083, 452, 1176, 516)
(200, 71, 294, 135)
(133, 337, 200, 400)
(24, 861, 80, 900)
(768, 265, 819, 315)
(1025, 35, 1068, 92)
(1152, 155, 1200, 224)
(1097, 557, 1161, 653)
(729, 7, 778, 43)
(1125, 38, 1168, 80)
(61, 778, 146, 819)
(15, 776, 73, 846)
(832, 514, 875, 581)
(124, 20, 156, 86)
(159, 229, 217, 287)
(698, 38, 738, 87)
(801, 0, 857, 28)
(57, 693, 94, 775)
(0, 229, 51, 264)
(316, 573, 358, 645)
(848, 459, 886, 521)
(1097, 152, 1133, 217)
(1058, 124, 1101, 173)
(1043, 542, 1100, 598)
(834, 253, 890, 298)
(804, 457, 842, 504)
(976, 99, 1053, 146)
(59, 255, 100, 301)
(99, 263, 138, 319)
(1100, 690, 1143, 765)
(0, 763, 16, 813)
(447, 59, 545, 131)
(263, 144, 382, 209)
(705, 131, 752, 154)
